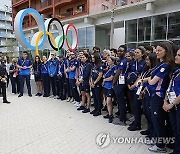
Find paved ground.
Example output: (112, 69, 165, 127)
(0, 91, 172, 154)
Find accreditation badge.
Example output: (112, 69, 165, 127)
(119, 75, 125, 84)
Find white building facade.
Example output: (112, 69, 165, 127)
(22, 0, 180, 53)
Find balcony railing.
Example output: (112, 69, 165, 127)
(58, 9, 86, 19)
(41, 0, 52, 8)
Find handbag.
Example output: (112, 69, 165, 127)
(126, 72, 138, 85)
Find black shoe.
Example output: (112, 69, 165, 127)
(38, 93, 42, 96)
(3, 100, 11, 104)
(43, 94, 48, 97)
(93, 111, 101, 117)
(35, 93, 39, 96)
(140, 130, 149, 136)
(129, 121, 135, 127)
(77, 106, 85, 111)
(102, 105, 108, 111)
(103, 114, 109, 119)
(109, 115, 114, 123)
(90, 109, 96, 114)
(82, 108, 90, 113)
(18, 94, 23, 97)
(57, 97, 61, 100)
(115, 111, 120, 116)
(28, 94, 32, 97)
(128, 125, 141, 131)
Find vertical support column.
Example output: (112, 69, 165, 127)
(53, 0, 55, 17)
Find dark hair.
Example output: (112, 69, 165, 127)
(34, 55, 41, 65)
(93, 45, 101, 52)
(93, 52, 101, 66)
(157, 42, 174, 66)
(110, 48, 117, 54)
(23, 51, 28, 54)
(144, 45, 153, 53)
(148, 52, 157, 69)
(83, 53, 90, 61)
(119, 45, 127, 52)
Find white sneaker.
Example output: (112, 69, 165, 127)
(67, 97, 71, 102)
(144, 139, 155, 145)
(70, 98, 75, 103)
(71, 100, 76, 104)
(74, 102, 81, 107)
(49, 95, 55, 98)
(54, 96, 59, 99)
(148, 145, 167, 153)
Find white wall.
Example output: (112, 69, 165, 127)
(113, 27, 125, 48)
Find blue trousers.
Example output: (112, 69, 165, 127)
(19, 75, 31, 95)
(168, 105, 180, 154)
(49, 75, 57, 96)
(131, 90, 142, 126)
(114, 84, 127, 122)
(142, 92, 154, 138)
(41, 73, 50, 96)
(92, 85, 103, 112)
(10, 75, 20, 94)
(150, 94, 166, 148)
(69, 79, 80, 102)
(57, 74, 66, 99)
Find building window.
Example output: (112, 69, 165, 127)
(138, 17, 151, 41)
(125, 19, 137, 42)
(168, 12, 180, 39)
(153, 14, 167, 40)
(77, 4, 85, 13)
(66, 8, 73, 15)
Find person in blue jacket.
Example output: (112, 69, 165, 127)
(147, 42, 174, 153)
(17, 51, 32, 97)
(64, 50, 73, 102)
(127, 46, 146, 131)
(41, 55, 50, 97)
(103, 56, 116, 123)
(57, 54, 66, 100)
(68, 52, 80, 104)
(76, 53, 92, 113)
(163, 49, 180, 154)
(48, 52, 59, 98)
(112, 46, 128, 126)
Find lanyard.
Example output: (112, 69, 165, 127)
(21, 59, 26, 66)
(167, 69, 180, 92)
(151, 63, 165, 75)
(135, 60, 138, 71)
(104, 65, 115, 78)
(142, 69, 152, 79)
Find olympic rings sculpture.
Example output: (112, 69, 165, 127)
(14, 8, 78, 56)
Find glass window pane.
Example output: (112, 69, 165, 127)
(78, 28, 86, 48)
(125, 19, 137, 42)
(138, 17, 151, 41)
(168, 12, 180, 39)
(154, 14, 167, 40)
(86, 27, 94, 46)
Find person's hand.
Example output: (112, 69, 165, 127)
(79, 78, 83, 83)
(163, 103, 174, 112)
(135, 79, 142, 87)
(102, 80, 105, 86)
(23, 66, 27, 69)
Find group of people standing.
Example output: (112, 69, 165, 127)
(4, 41, 180, 154)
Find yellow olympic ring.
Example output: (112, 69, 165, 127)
(36, 31, 57, 56)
